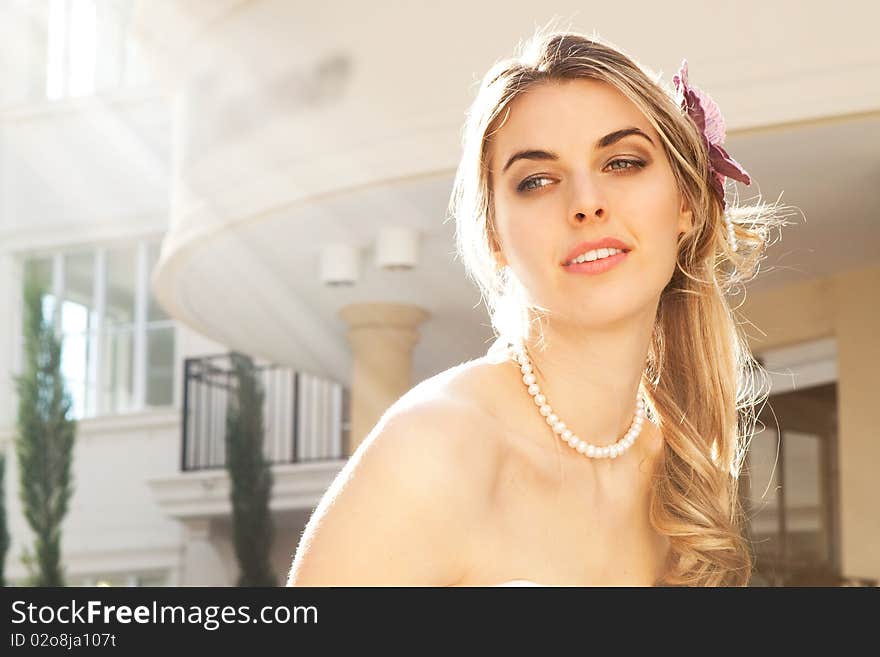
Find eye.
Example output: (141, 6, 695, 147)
(607, 158, 647, 173)
(517, 176, 553, 193)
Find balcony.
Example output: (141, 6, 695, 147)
(180, 353, 350, 470)
(148, 353, 350, 520)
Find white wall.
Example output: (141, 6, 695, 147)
(2, 411, 182, 584)
(0, 1, 49, 108)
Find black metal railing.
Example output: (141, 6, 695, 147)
(181, 353, 350, 471)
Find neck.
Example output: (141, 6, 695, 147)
(512, 300, 658, 449)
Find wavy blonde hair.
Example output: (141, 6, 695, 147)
(448, 27, 797, 586)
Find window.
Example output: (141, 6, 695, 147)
(145, 243, 174, 407)
(46, 0, 152, 101)
(60, 250, 99, 417)
(741, 382, 840, 586)
(19, 240, 175, 419)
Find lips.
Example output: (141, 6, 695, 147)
(563, 250, 629, 275)
(562, 237, 633, 265)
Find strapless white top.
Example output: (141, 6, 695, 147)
(495, 579, 545, 586)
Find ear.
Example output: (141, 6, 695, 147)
(677, 193, 694, 238)
(488, 223, 507, 268)
(492, 248, 508, 270)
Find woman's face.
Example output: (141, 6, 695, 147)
(488, 79, 693, 328)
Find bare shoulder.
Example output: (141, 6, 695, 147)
(366, 348, 515, 470)
(287, 356, 506, 586)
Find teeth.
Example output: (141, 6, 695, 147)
(570, 247, 624, 264)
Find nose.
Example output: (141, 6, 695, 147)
(569, 173, 606, 225)
(573, 208, 604, 222)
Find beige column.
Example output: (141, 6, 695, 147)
(830, 265, 880, 582)
(339, 302, 430, 455)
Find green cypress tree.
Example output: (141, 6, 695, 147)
(0, 453, 9, 587)
(13, 272, 76, 587)
(225, 352, 276, 586)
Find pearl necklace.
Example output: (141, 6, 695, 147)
(506, 343, 646, 460)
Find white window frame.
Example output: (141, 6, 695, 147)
(16, 238, 176, 418)
(46, 0, 148, 101)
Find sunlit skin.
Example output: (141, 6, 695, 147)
(487, 78, 693, 477)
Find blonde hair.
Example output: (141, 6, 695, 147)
(447, 27, 798, 586)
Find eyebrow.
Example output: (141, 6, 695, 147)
(500, 126, 655, 174)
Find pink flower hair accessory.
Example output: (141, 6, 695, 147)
(673, 59, 751, 252)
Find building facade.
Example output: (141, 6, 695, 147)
(0, 0, 878, 586)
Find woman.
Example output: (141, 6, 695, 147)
(287, 28, 789, 587)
